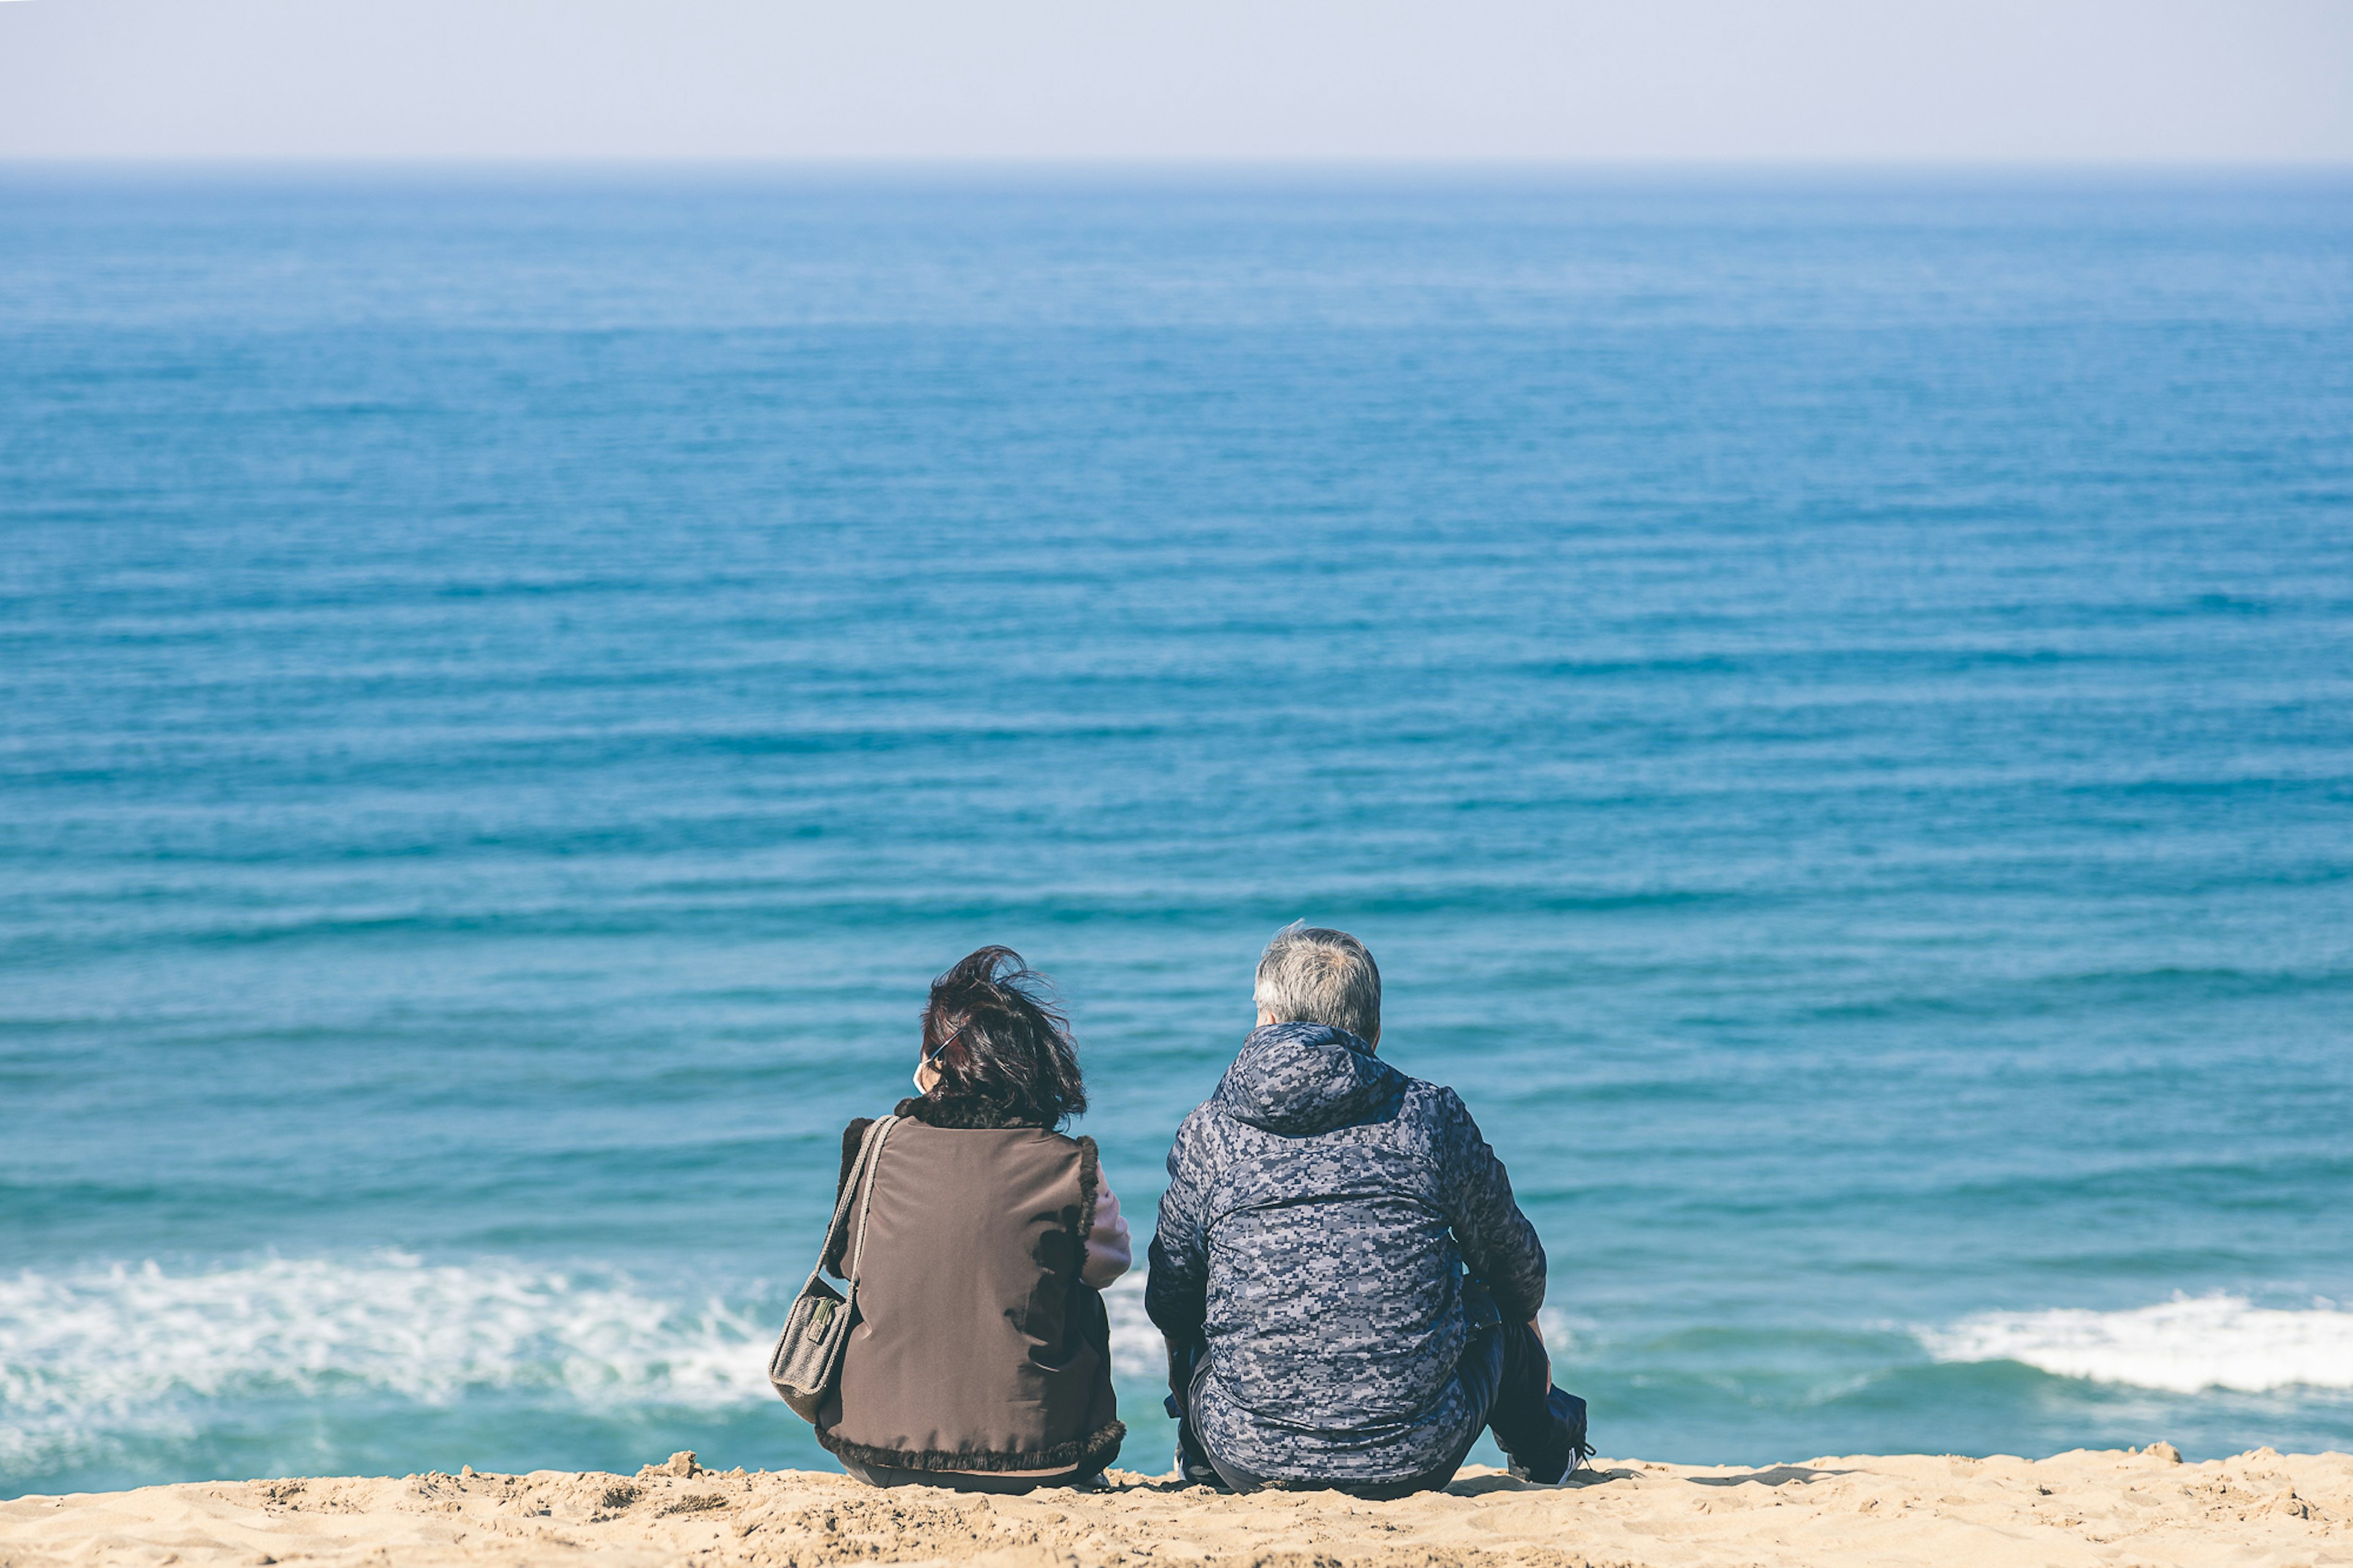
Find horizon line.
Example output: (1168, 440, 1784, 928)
(4, 154, 2351, 178)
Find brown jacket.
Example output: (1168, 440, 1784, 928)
(817, 1096, 1123, 1474)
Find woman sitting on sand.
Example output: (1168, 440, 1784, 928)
(816, 946, 1131, 1492)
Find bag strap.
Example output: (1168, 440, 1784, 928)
(795, 1113, 897, 1298)
(839, 1115, 898, 1284)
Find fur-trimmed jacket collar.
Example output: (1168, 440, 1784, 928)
(893, 1094, 1059, 1131)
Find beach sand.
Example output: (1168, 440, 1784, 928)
(4, 1447, 2347, 1567)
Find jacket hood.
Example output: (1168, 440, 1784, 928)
(1214, 1021, 1403, 1136)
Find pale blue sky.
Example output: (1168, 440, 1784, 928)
(1, 0, 2348, 162)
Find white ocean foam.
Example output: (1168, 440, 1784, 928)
(1536, 1306, 1583, 1355)
(1102, 1273, 1162, 1382)
(0, 1253, 771, 1469)
(1921, 1293, 2353, 1394)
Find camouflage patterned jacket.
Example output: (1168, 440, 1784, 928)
(1145, 1021, 1548, 1482)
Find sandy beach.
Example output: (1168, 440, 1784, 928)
(4, 1447, 2345, 1568)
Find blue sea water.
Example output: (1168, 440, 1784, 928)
(2, 170, 2351, 1499)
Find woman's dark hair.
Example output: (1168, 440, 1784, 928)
(920, 946, 1086, 1127)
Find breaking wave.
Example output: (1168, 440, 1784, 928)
(1102, 1274, 1162, 1382)
(0, 1254, 770, 1470)
(1920, 1293, 2353, 1393)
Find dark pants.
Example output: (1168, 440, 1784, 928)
(1178, 1310, 1585, 1498)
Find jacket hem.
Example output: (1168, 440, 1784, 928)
(817, 1419, 1126, 1475)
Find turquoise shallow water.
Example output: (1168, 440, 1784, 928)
(2, 171, 2351, 1498)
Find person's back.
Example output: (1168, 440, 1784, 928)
(1146, 926, 1586, 1494)
(816, 947, 1131, 1491)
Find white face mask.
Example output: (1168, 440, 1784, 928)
(914, 1022, 964, 1093)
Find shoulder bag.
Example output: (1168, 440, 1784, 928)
(767, 1113, 900, 1423)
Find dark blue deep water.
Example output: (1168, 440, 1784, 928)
(3, 171, 2351, 1498)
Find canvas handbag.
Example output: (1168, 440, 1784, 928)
(768, 1113, 900, 1422)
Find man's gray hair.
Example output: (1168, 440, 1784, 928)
(1254, 923, 1381, 1043)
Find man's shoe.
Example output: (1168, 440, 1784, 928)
(1169, 1396, 1231, 1491)
(1504, 1389, 1591, 1485)
(1175, 1445, 1228, 1490)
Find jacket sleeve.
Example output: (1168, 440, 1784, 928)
(1080, 1175, 1133, 1289)
(1144, 1107, 1214, 1352)
(1433, 1088, 1547, 1323)
(822, 1117, 874, 1278)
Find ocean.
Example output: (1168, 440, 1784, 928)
(2, 169, 2350, 1499)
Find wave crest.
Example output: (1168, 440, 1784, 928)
(1920, 1293, 2353, 1393)
(0, 1253, 770, 1469)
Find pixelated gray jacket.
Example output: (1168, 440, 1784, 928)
(1145, 1021, 1547, 1482)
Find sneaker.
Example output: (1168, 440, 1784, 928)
(1169, 1396, 1230, 1491)
(1504, 1390, 1591, 1485)
(1175, 1446, 1228, 1489)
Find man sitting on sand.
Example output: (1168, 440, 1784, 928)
(1146, 924, 1589, 1495)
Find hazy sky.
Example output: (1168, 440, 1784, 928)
(2, 0, 2349, 163)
